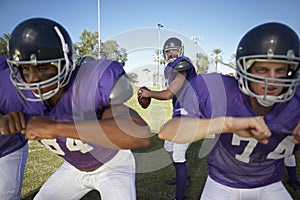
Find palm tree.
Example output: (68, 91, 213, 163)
(212, 48, 223, 72)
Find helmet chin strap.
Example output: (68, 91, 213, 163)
(32, 88, 58, 103)
(32, 90, 54, 98)
(33, 90, 55, 110)
(256, 97, 275, 107)
(256, 95, 285, 107)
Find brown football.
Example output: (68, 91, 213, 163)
(138, 86, 151, 109)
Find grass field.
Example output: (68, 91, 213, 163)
(20, 87, 300, 199)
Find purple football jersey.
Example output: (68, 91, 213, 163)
(0, 56, 28, 158)
(1, 58, 128, 170)
(0, 56, 9, 71)
(178, 73, 300, 188)
(164, 56, 197, 116)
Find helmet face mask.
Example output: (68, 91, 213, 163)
(236, 22, 300, 106)
(163, 37, 184, 63)
(8, 58, 70, 102)
(7, 18, 75, 102)
(237, 59, 300, 106)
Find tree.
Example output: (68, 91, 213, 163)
(74, 30, 128, 66)
(195, 53, 209, 74)
(101, 40, 127, 66)
(0, 33, 10, 56)
(214, 53, 236, 74)
(73, 29, 99, 64)
(229, 53, 236, 68)
(154, 49, 166, 66)
(212, 48, 223, 72)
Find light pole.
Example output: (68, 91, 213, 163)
(190, 36, 203, 67)
(97, 0, 101, 59)
(157, 23, 163, 88)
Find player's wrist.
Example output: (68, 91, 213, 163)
(52, 122, 71, 138)
(221, 116, 233, 133)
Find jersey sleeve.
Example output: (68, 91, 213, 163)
(173, 74, 213, 119)
(0, 56, 9, 71)
(71, 58, 128, 118)
(173, 76, 201, 118)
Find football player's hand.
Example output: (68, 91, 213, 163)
(138, 87, 151, 99)
(0, 112, 26, 135)
(292, 122, 300, 144)
(227, 116, 271, 144)
(25, 116, 56, 140)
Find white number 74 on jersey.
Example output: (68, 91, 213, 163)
(232, 134, 294, 163)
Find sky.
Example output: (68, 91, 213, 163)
(1, 0, 300, 74)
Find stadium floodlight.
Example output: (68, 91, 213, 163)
(157, 23, 163, 88)
(190, 36, 203, 66)
(98, 0, 101, 59)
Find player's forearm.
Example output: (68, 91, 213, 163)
(26, 105, 151, 148)
(158, 117, 226, 143)
(149, 76, 185, 100)
(292, 122, 300, 144)
(158, 116, 271, 144)
(54, 118, 151, 149)
(148, 89, 174, 100)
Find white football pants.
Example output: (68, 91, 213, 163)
(0, 143, 28, 200)
(200, 176, 292, 200)
(34, 150, 136, 200)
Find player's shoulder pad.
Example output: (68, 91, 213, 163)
(109, 74, 133, 105)
(174, 60, 192, 72)
(79, 55, 96, 65)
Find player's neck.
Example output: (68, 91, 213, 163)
(49, 88, 64, 108)
(249, 97, 273, 116)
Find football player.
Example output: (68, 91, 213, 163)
(0, 56, 28, 200)
(1, 17, 151, 200)
(138, 37, 197, 200)
(159, 22, 300, 199)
